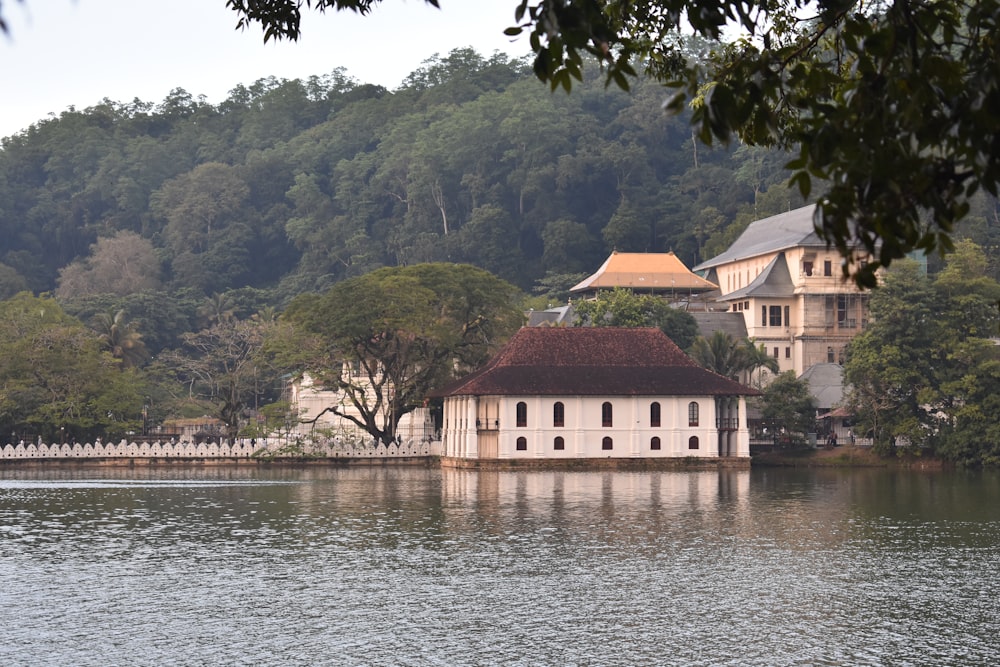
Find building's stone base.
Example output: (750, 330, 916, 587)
(439, 456, 751, 471)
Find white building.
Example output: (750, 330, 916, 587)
(693, 204, 873, 376)
(288, 367, 433, 445)
(433, 327, 756, 464)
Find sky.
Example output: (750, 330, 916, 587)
(0, 0, 529, 138)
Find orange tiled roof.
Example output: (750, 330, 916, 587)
(570, 251, 718, 292)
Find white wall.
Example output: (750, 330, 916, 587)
(442, 394, 732, 459)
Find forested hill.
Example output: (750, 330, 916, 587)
(0, 48, 806, 301)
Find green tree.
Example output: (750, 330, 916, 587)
(739, 338, 780, 389)
(158, 316, 276, 440)
(759, 372, 817, 446)
(93, 309, 150, 369)
(844, 261, 942, 454)
(845, 244, 1000, 462)
(281, 263, 523, 445)
(689, 331, 778, 385)
(225, 0, 1000, 286)
(0, 263, 28, 299)
(573, 287, 698, 350)
(689, 330, 744, 380)
(151, 162, 252, 293)
(0, 293, 147, 441)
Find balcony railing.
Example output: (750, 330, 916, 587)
(716, 417, 739, 431)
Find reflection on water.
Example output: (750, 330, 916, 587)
(1, 466, 998, 666)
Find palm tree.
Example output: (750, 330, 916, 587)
(739, 338, 780, 388)
(94, 309, 149, 369)
(200, 292, 236, 327)
(690, 332, 780, 386)
(689, 330, 744, 380)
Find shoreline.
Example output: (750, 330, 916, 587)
(0, 452, 949, 471)
(751, 445, 947, 469)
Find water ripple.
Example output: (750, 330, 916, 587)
(1, 467, 998, 665)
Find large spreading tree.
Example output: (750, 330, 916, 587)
(279, 263, 524, 445)
(844, 240, 1000, 463)
(222, 0, 1000, 287)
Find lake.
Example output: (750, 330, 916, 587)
(1, 464, 998, 666)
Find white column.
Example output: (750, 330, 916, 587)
(464, 396, 478, 458)
(736, 395, 750, 457)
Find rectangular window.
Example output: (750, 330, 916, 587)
(785, 347, 791, 359)
(769, 305, 782, 327)
(784, 305, 790, 327)
(803, 261, 814, 277)
(773, 347, 779, 358)
(824, 259, 833, 277)
(761, 305, 768, 327)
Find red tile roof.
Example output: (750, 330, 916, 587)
(433, 327, 756, 397)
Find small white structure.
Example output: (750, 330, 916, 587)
(287, 366, 434, 445)
(433, 327, 756, 463)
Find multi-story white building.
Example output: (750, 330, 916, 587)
(693, 205, 872, 376)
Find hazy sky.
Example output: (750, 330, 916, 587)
(0, 0, 528, 138)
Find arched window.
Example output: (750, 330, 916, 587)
(516, 436, 527, 451)
(688, 436, 699, 450)
(650, 436, 661, 450)
(602, 437, 613, 450)
(553, 402, 565, 428)
(602, 402, 613, 427)
(516, 401, 527, 428)
(650, 402, 661, 428)
(553, 436, 565, 450)
(688, 402, 699, 427)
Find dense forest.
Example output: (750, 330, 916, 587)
(2, 47, 1000, 446)
(1, 50, 802, 309)
(4, 48, 1000, 316)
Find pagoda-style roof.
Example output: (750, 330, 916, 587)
(432, 327, 756, 398)
(570, 251, 718, 294)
